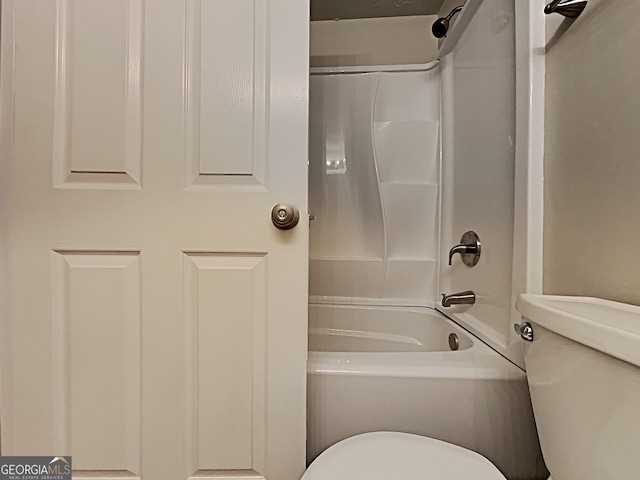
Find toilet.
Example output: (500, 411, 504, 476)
(302, 431, 508, 479)
(302, 294, 640, 479)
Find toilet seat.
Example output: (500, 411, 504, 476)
(302, 432, 506, 480)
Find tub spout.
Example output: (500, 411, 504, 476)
(442, 291, 476, 307)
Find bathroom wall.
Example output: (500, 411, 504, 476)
(311, 0, 446, 21)
(310, 16, 438, 67)
(544, 0, 640, 305)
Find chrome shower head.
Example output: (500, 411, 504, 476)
(431, 4, 464, 38)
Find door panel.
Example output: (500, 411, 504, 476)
(53, 0, 143, 188)
(1, 0, 309, 479)
(188, 0, 259, 177)
(184, 253, 267, 473)
(185, 0, 268, 187)
(52, 251, 142, 472)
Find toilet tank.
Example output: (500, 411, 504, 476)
(516, 295, 640, 480)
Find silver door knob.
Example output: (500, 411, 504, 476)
(271, 204, 300, 230)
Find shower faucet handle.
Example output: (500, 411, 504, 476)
(448, 231, 481, 266)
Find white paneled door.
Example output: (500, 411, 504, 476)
(0, 1, 309, 480)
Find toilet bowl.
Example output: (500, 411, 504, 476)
(302, 295, 640, 480)
(302, 432, 506, 480)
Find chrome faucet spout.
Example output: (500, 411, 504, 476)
(442, 291, 476, 307)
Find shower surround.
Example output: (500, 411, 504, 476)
(309, 63, 441, 306)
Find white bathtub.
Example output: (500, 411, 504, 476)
(307, 304, 548, 480)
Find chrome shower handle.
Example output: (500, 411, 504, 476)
(448, 231, 481, 266)
(448, 244, 475, 265)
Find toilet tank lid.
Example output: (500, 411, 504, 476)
(302, 432, 506, 480)
(516, 294, 640, 368)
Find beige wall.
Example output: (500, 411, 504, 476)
(310, 16, 438, 67)
(544, 0, 640, 304)
(311, 0, 445, 21)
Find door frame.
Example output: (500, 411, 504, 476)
(0, 0, 15, 452)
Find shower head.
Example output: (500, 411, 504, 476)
(431, 4, 464, 38)
(431, 17, 450, 38)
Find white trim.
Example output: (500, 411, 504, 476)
(309, 296, 434, 309)
(509, 0, 546, 364)
(310, 60, 439, 75)
(512, 1, 545, 297)
(0, 0, 16, 452)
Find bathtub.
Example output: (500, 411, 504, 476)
(307, 304, 548, 480)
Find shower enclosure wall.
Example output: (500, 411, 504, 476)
(307, 1, 547, 477)
(309, 65, 441, 306)
(438, 0, 523, 365)
(310, 0, 533, 368)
